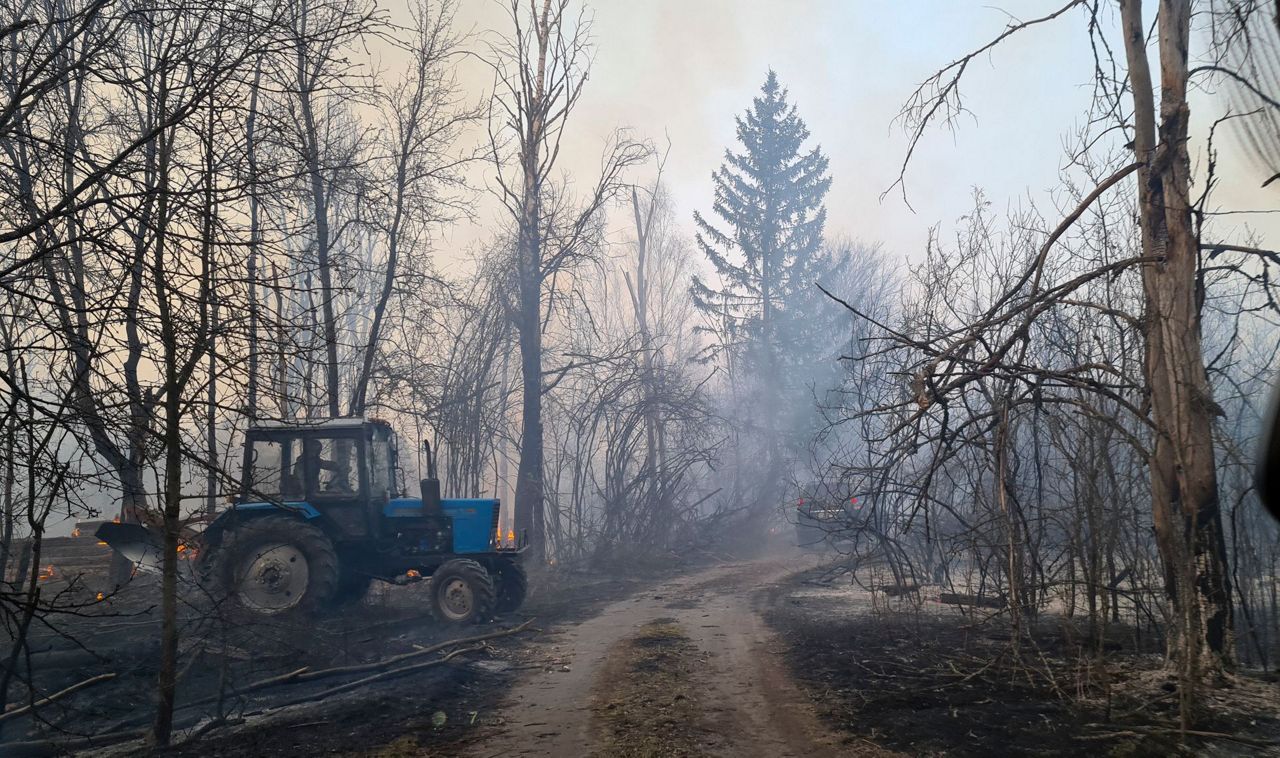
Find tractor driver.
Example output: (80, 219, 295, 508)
(297, 439, 355, 495)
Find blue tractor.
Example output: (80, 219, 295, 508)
(98, 418, 526, 624)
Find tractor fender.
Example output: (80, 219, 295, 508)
(201, 503, 322, 558)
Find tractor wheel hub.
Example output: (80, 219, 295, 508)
(438, 577, 474, 621)
(238, 543, 309, 613)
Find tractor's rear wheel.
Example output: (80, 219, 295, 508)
(491, 560, 527, 616)
(427, 559, 495, 624)
(210, 515, 340, 616)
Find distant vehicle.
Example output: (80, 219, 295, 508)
(792, 481, 862, 550)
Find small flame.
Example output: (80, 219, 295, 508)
(72, 528, 81, 538)
(95, 591, 104, 601)
(112, 515, 120, 524)
(37, 564, 54, 581)
(407, 569, 421, 578)
(507, 529, 515, 545)
(97, 540, 108, 546)
(176, 544, 187, 552)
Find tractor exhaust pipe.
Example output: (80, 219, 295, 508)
(421, 439, 442, 515)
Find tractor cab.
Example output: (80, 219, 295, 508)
(239, 417, 398, 538)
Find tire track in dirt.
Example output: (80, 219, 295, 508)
(462, 557, 868, 757)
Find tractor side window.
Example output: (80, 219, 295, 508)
(248, 440, 295, 500)
(369, 433, 391, 502)
(313, 438, 359, 496)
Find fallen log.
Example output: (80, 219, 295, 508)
(938, 592, 1006, 609)
(876, 583, 919, 597)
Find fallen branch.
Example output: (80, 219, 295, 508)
(179, 618, 536, 711)
(268, 644, 488, 710)
(1081, 723, 1278, 748)
(285, 618, 535, 683)
(177, 715, 245, 745)
(1, 727, 147, 758)
(0, 672, 117, 723)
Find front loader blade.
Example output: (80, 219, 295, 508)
(95, 522, 165, 574)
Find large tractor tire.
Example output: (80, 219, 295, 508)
(491, 559, 527, 616)
(427, 559, 495, 625)
(209, 515, 340, 617)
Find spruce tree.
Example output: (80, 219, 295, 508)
(691, 70, 841, 447)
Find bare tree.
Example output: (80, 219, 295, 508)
(350, 0, 476, 415)
(485, 0, 649, 561)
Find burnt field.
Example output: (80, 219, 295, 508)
(764, 567, 1280, 757)
(0, 561, 655, 757)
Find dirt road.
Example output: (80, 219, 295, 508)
(464, 557, 852, 758)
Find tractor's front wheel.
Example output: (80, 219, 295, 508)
(210, 515, 340, 617)
(427, 559, 495, 624)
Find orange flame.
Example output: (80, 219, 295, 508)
(71, 528, 81, 538)
(507, 529, 515, 545)
(407, 569, 421, 578)
(95, 591, 104, 601)
(97, 540, 108, 546)
(37, 565, 54, 581)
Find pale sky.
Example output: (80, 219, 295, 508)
(426, 0, 1279, 270)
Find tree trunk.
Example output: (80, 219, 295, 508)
(514, 256, 545, 560)
(151, 380, 183, 746)
(245, 62, 263, 421)
(511, 1, 552, 563)
(1119, 0, 1233, 678)
(296, 3, 341, 418)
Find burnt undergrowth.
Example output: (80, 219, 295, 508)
(0, 565, 662, 757)
(764, 567, 1280, 757)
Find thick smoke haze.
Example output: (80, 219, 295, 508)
(423, 0, 1278, 268)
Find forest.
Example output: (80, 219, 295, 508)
(2, 0, 1280, 755)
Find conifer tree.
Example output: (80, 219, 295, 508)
(691, 70, 841, 449)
